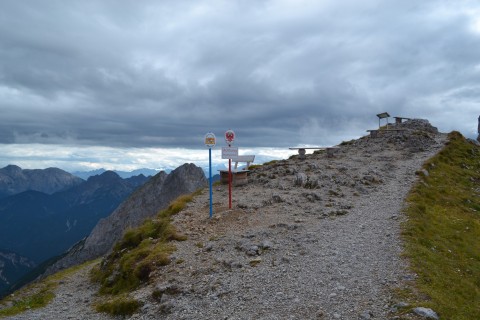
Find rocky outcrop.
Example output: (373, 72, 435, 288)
(0, 165, 83, 198)
(413, 307, 440, 319)
(0, 250, 36, 298)
(124, 174, 150, 188)
(59, 170, 137, 206)
(396, 118, 439, 133)
(47, 163, 207, 273)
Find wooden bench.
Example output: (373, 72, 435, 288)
(231, 155, 255, 170)
(289, 147, 325, 160)
(219, 155, 255, 186)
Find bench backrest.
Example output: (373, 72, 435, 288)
(231, 155, 255, 169)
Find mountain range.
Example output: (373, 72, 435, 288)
(0, 163, 208, 299)
(0, 165, 84, 199)
(71, 168, 164, 180)
(72, 166, 225, 180)
(0, 167, 151, 297)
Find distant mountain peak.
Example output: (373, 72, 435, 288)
(87, 170, 121, 183)
(2, 165, 22, 175)
(72, 168, 162, 180)
(0, 165, 84, 198)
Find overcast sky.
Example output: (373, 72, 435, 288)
(1, 0, 479, 172)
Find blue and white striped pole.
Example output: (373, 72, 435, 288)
(209, 147, 213, 218)
(204, 132, 216, 218)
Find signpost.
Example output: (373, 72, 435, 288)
(204, 132, 216, 218)
(221, 146, 238, 159)
(224, 129, 235, 209)
(225, 130, 235, 145)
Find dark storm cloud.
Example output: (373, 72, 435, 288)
(1, 0, 480, 151)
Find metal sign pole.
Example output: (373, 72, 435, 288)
(209, 147, 213, 218)
(229, 158, 232, 209)
(204, 132, 216, 218)
(224, 129, 236, 210)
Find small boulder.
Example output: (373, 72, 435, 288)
(413, 307, 439, 319)
(260, 240, 273, 250)
(295, 173, 307, 186)
(272, 194, 284, 203)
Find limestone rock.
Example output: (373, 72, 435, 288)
(295, 173, 307, 187)
(0, 165, 83, 197)
(413, 307, 439, 319)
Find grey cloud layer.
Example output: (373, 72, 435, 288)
(1, 0, 479, 149)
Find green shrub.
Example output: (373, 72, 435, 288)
(90, 191, 200, 296)
(263, 160, 278, 166)
(339, 139, 355, 146)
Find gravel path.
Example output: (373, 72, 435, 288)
(4, 263, 113, 320)
(3, 121, 447, 320)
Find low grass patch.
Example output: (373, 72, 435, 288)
(339, 139, 355, 146)
(401, 131, 480, 319)
(263, 160, 279, 166)
(0, 286, 54, 318)
(95, 295, 142, 316)
(0, 260, 96, 318)
(90, 190, 201, 311)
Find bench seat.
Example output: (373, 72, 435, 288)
(218, 170, 250, 186)
(230, 155, 255, 170)
(219, 155, 255, 186)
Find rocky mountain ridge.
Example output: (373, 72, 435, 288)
(0, 171, 150, 298)
(0, 165, 84, 198)
(47, 163, 208, 274)
(0, 250, 35, 292)
(72, 168, 162, 180)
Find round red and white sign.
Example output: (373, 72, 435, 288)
(225, 129, 235, 146)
